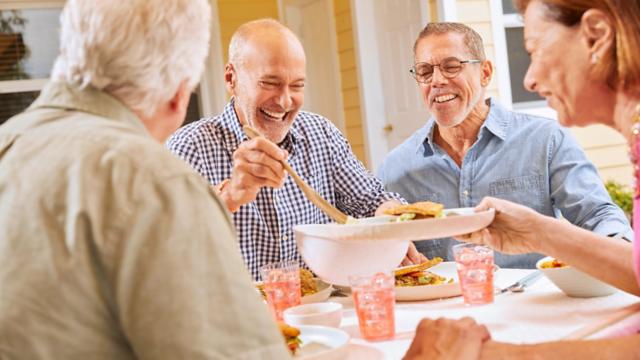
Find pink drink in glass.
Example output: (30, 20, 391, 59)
(453, 244, 494, 305)
(260, 261, 301, 321)
(350, 272, 396, 341)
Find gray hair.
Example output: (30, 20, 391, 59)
(51, 0, 211, 116)
(414, 22, 486, 61)
(228, 18, 299, 67)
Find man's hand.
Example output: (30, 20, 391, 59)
(400, 242, 428, 266)
(403, 317, 491, 360)
(454, 197, 546, 255)
(218, 137, 288, 212)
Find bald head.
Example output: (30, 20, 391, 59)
(228, 18, 305, 68)
(224, 18, 306, 143)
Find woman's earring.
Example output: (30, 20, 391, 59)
(590, 53, 599, 64)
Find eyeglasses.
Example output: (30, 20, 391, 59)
(409, 57, 481, 83)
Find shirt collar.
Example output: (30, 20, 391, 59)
(29, 81, 148, 135)
(419, 97, 509, 153)
(218, 97, 300, 155)
(481, 98, 509, 141)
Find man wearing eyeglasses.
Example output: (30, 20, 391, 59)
(378, 22, 632, 268)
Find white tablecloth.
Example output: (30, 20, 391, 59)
(331, 269, 639, 359)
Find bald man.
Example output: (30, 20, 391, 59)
(167, 19, 422, 280)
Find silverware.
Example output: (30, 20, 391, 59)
(242, 125, 353, 224)
(499, 270, 543, 294)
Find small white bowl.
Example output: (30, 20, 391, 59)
(283, 302, 343, 328)
(536, 256, 617, 298)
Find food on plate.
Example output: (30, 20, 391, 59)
(278, 322, 302, 354)
(394, 257, 452, 287)
(395, 271, 453, 287)
(256, 268, 318, 298)
(299, 268, 317, 296)
(384, 201, 444, 220)
(395, 213, 417, 222)
(540, 258, 568, 269)
(394, 257, 443, 277)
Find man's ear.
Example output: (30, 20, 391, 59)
(580, 9, 614, 61)
(169, 80, 191, 114)
(224, 63, 236, 94)
(480, 59, 493, 87)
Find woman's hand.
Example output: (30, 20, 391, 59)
(403, 317, 491, 360)
(456, 197, 548, 255)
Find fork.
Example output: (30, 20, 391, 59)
(242, 125, 353, 224)
(498, 270, 543, 294)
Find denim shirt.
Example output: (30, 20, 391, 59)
(378, 98, 633, 268)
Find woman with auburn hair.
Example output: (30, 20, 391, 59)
(403, 0, 640, 358)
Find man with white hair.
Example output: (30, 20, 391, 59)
(166, 19, 428, 280)
(379, 22, 632, 268)
(0, 1, 290, 358)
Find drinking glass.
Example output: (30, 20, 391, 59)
(453, 243, 495, 305)
(349, 271, 396, 341)
(260, 260, 301, 321)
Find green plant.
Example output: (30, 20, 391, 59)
(605, 179, 633, 219)
(0, 10, 30, 80)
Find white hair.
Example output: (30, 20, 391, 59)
(51, 0, 211, 117)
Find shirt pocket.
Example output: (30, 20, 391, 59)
(488, 175, 546, 211)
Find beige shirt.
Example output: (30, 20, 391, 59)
(0, 82, 290, 360)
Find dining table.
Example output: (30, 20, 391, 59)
(328, 268, 640, 359)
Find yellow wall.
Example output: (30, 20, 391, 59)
(570, 126, 632, 186)
(216, 0, 280, 63)
(333, 0, 366, 164)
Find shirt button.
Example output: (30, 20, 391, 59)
(282, 235, 288, 241)
(463, 190, 469, 197)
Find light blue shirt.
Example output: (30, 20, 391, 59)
(379, 98, 633, 268)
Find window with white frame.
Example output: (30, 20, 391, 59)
(0, 3, 61, 124)
(499, 0, 544, 110)
(0, 1, 206, 126)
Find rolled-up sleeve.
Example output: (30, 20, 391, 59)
(548, 127, 633, 241)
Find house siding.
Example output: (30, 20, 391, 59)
(333, 0, 366, 164)
(217, 0, 280, 63)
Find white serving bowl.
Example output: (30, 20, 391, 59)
(536, 256, 617, 298)
(294, 224, 409, 286)
(293, 209, 494, 286)
(283, 302, 343, 328)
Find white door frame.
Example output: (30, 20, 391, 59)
(437, 0, 457, 21)
(279, 0, 345, 131)
(351, 0, 430, 172)
(198, 0, 228, 117)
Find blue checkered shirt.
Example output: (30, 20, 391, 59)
(167, 100, 403, 280)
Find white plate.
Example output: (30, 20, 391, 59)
(395, 261, 461, 301)
(302, 279, 333, 304)
(294, 208, 494, 242)
(295, 325, 350, 360)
